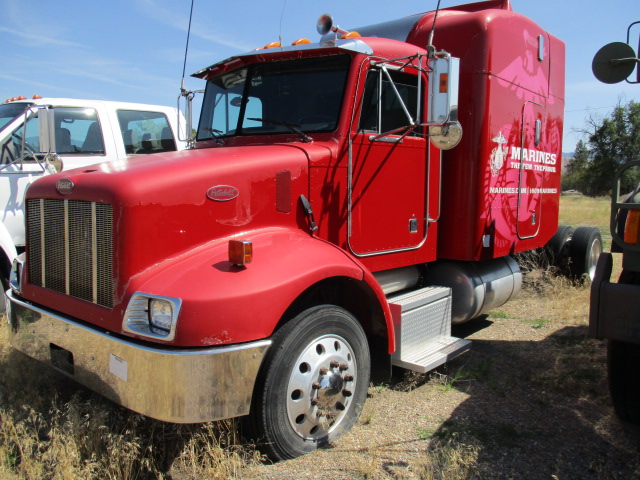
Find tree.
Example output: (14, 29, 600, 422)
(567, 100, 640, 196)
(562, 140, 590, 193)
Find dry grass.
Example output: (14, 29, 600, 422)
(0, 325, 262, 480)
(2, 193, 639, 479)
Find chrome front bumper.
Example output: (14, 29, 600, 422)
(6, 291, 271, 423)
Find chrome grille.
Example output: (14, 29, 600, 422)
(27, 199, 113, 308)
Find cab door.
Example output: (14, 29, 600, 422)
(516, 101, 545, 239)
(348, 62, 428, 256)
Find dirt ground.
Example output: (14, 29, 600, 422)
(233, 280, 640, 480)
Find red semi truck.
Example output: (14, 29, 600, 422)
(6, 0, 598, 460)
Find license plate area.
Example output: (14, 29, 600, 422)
(50, 343, 75, 375)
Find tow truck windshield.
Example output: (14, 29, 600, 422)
(197, 54, 350, 141)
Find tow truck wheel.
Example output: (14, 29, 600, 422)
(568, 226, 603, 281)
(246, 305, 370, 460)
(608, 339, 640, 424)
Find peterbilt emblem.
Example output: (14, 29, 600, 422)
(56, 178, 75, 195)
(206, 185, 239, 202)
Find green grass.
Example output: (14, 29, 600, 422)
(559, 194, 612, 249)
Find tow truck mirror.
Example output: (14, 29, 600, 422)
(38, 106, 57, 155)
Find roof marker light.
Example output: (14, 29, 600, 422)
(341, 31, 361, 39)
(263, 41, 282, 49)
(292, 38, 311, 45)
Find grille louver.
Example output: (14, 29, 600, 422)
(27, 199, 113, 308)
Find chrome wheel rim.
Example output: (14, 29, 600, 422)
(587, 237, 603, 280)
(286, 334, 357, 441)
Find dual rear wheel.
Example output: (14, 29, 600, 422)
(546, 225, 602, 281)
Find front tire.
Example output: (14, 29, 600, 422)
(608, 339, 640, 424)
(247, 305, 370, 460)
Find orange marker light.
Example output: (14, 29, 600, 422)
(624, 210, 640, 245)
(292, 38, 311, 45)
(263, 41, 282, 49)
(341, 31, 361, 39)
(439, 73, 449, 93)
(229, 239, 253, 265)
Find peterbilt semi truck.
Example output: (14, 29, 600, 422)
(6, 0, 599, 460)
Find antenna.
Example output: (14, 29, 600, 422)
(279, 0, 288, 46)
(427, 0, 442, 56)
(180, 0, 195, 94)
(179, 0, 197, 145)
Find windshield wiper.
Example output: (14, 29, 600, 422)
(203, 127, 225, 145)
(247, 118, 312, 143)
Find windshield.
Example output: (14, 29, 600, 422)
(0, 102, 32, 131)
(197, 54, 350, 141)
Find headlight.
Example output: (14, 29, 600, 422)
(149, 298, 174, 331)
(123, 293, 182, 341)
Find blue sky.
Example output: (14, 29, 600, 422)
(1, 0, 638, 152)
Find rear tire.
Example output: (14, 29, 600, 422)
(246, 305, 370, 460)
(569, 226, 602, 281)
(545, 225, 573, 272)
(608, 339, 640, 424)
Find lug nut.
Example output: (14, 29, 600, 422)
(311, 398, 319, 406)
(343, 374, 354, 382)
(335, 402, 345, 411)
(339, 363, 348, 371)
(312, 381, 321, 390)
(319, 367, 328, 375)
(342, 389, 352, 397)
(330, 360, 339, 368)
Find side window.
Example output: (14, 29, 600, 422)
(54, 107, 105, 155)
(0, 113, 40, 164)
(359, 69, 420, 135)
(117, 110, 176, 154)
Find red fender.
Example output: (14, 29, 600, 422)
(131, 227, 395, 350)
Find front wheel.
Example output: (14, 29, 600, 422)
(608, 339, 640, 424)
(246, 305, 371, 460)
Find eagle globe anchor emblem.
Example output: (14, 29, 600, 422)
(490, 131, 508, 177)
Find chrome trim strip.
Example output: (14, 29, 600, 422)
(64, 199, 69, 295)
(91, 202, 97, 304)
(7, 291, 271, 423)
(39, 199, 46, 288)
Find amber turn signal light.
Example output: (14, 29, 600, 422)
(624, 210, 640, 245)
(229, 239, 253, 265)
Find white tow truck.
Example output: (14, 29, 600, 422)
(0, 96, 187, 310)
